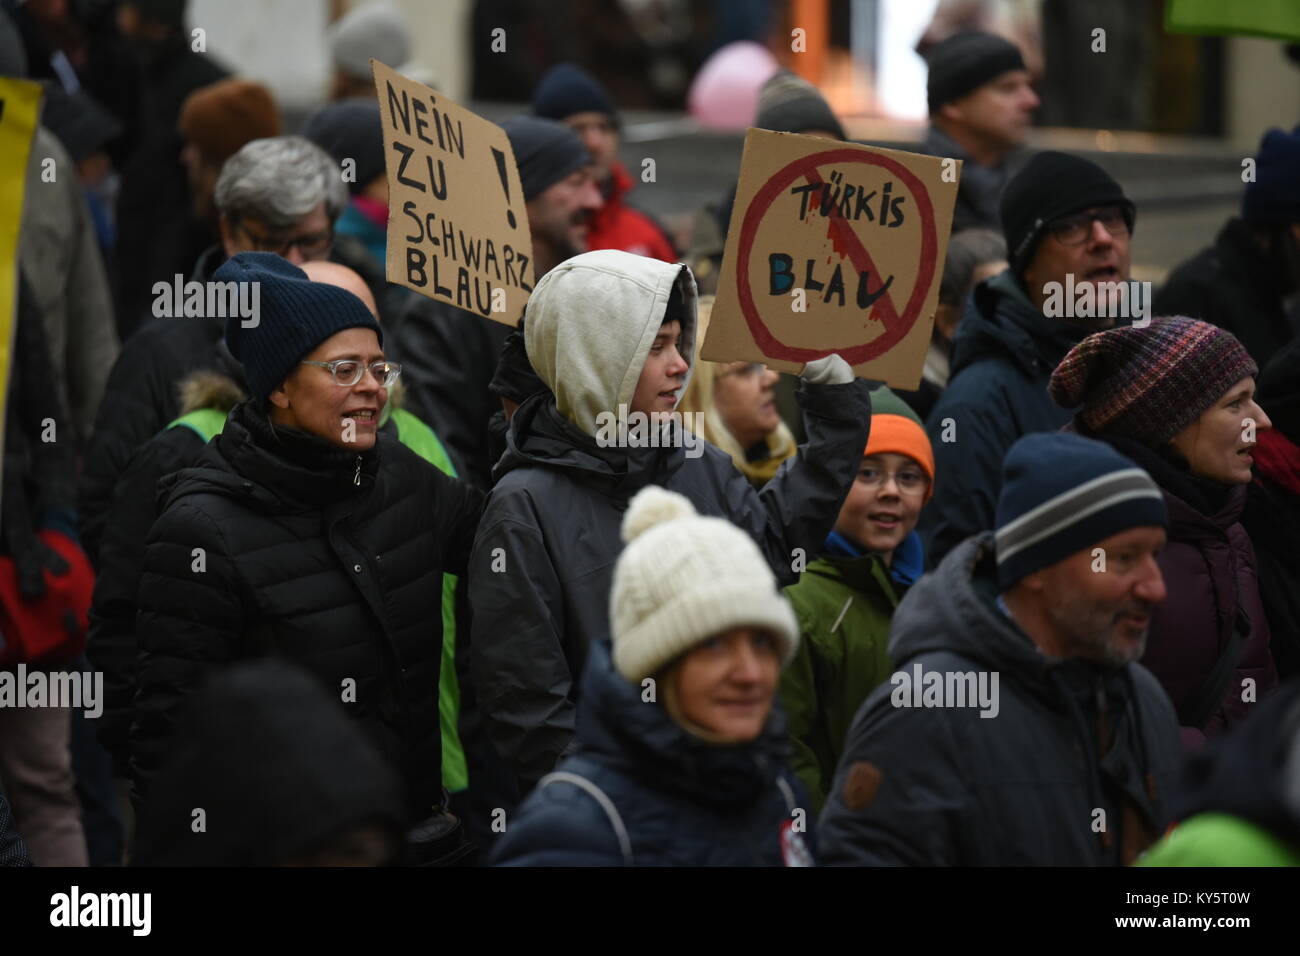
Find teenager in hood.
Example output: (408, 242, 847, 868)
(468, 249, 873, 804)
(493, 487, 811, 866)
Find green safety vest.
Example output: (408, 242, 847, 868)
(164, 404, 470, 792)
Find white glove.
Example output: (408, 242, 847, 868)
(801, 353, 854, 385)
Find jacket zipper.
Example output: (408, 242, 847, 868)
(354, 455, 362, 486)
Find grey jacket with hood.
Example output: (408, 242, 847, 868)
(468, 250, 873, 797)
(819, 533, 1182, 866)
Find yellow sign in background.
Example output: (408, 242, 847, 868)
(0, 78, 43, 517)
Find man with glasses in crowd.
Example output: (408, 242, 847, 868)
(920, 151, 1137, 565)
(78, 136, 351, 567)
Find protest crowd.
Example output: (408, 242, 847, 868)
(3, 0, 1300, 871)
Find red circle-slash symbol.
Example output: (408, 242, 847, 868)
(735, 147, 938, 365)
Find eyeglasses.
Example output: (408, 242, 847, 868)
(301, 359, 401, 387)
(1046, 206, 1130, 246)
(237, 221, 334, 259)
(722, 362, 766, 378)
(857, 465, 929, 495)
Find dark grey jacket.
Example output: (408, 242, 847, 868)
(921, 270, 1090, 566)
(469, 380, 872, 797)
(818, 533, 1182, 866)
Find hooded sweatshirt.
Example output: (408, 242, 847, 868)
(818, 533, 1182, 866)
(468, 250, 872, 800)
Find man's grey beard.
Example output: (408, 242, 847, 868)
(1044, 599, 1147, 670)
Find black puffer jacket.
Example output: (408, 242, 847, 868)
(819, 533, 1182, 866)
(492, 640, 811, 866)
(129, 400, 484, 813)
(88, 367, 246, 773)
(78, 246, 227, 565)
(471, 381, 870, 796)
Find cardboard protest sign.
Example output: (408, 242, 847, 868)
(372, 59, 532, 324)
(703, 129, 960, 388)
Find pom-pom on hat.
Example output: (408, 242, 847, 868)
(1049, 316, 1258, 446)
(610, 486, 798, 683)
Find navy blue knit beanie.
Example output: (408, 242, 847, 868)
(995, 433, 1167, 590)
(302, 101, 384, 196)
(532, 62, 618, 124)
(216, 253, 383, 402)
(1242, 125, 1300, 225)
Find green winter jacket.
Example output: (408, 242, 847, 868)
(167, 403, 469, 792)
(778, 553, 904, 811)
(1137, 813, 1300, 867)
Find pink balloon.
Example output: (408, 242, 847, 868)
(688, 41, 781, 131)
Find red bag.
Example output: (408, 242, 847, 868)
(0, 530, 94, 668)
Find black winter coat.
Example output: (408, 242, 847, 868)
(1153, 218, 1298, 367)
(818, 534, 1182, 866)
(469, 378, 871, 796)
(388, 294, 514, 487)
(921, 270, 1089, 566)
(129, 401, 484, 813)
(492, 640, 811, 866)
(78, 247, 227, 565)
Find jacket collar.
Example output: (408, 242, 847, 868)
(953, 269, 1091, 380)
(215, 400, 381, 508)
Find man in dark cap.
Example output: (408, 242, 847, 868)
(921, 151, 1137, 565)
(1154, 126, 1300, 366)
(531, 62, 676, 262)
(920, 30, 1039, 232)
(388, 116, 603, 486)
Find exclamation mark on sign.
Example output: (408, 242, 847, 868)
(491, 147, 518, 229)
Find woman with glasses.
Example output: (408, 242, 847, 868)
(677, 299, 798, 488)
(777, 387, 935, 811)
(129, 254, 485, 864)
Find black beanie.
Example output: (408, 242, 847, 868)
(216, 253, 383, 402)
(532, 62, 618, 123)
(501, 115, 592, 201)
(926, 31, 1025, 113)
(1242, 125, 1300, 224)
(302, 101, 385, 196)
(1000, 151, 1135, 274)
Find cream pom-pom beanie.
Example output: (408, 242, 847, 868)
(610, 486, 799, 683)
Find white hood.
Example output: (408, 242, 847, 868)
(525, 250, 697, 437)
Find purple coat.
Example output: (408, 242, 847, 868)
(1097, 435, 1278, 747)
